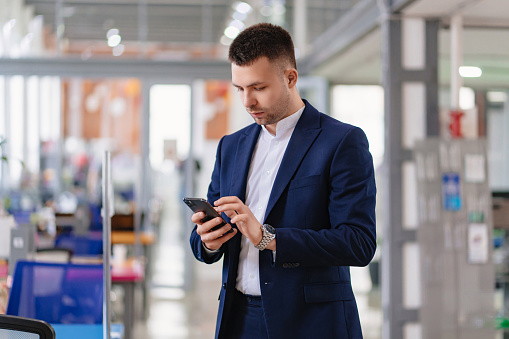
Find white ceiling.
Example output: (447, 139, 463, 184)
(311, 29, 381, 85)
(404, 0, 509, 26)
(311, 0, 509, 89)
(25, 0, 359, 53)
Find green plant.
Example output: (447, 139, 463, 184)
(0, 137, 25, 215)
(0, 137, 25, 168)
(0, 138, 6, 164)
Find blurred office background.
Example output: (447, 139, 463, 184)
(0, 0, 509, 338)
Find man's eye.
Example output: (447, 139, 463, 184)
(236, 87, 244, 92)
(254, 87, 265, 91)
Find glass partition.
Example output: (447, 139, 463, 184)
(0, 68, 234, 339)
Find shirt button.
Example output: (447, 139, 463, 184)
(258, 206, 262, 210)
(266, 170, 270, 175)
(274, 141, 279, 145)
(249, 274, 255, 279)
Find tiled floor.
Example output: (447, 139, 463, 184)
(125, 190, 382, 339)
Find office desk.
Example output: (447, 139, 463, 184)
(52, 323, 124, 339)
(112, 259, 144, 339)
(65, 257, 143, 339)
(111, 231, 155, 245)
(111, 231, 155, 320)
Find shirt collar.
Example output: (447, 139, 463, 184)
(261, 104, 305, 138)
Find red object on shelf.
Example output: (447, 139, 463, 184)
(449, 110, 464, 138)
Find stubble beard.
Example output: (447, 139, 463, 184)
(248, 87, 291, 127)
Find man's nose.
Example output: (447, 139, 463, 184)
(243, 91, 256, 108)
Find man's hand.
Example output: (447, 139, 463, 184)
(192, 212, 236, 251)
(214, 196, 266, 248)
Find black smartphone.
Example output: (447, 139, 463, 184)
(183, 197, 234, 234)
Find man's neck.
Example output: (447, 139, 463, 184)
(265, 98, 305, 136)
(289, 93, 304, 115)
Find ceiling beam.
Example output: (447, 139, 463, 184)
(299, 0, 418, 75)
(0, 58, 231, 80)
(299, 0, 381, 74)
(26, 0, 232, 6)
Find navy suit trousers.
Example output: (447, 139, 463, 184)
(224, 290, 269, 339)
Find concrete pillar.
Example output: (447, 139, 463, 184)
(450, 14, 463, 111)
(293, 0, 308, 57)
(381, 14, 439, 339)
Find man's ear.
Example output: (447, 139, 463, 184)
(286, 69, 298, 88)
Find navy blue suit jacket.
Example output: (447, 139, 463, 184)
(190, 100, 376, 339)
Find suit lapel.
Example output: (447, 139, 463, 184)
(229, 124, 261, 202)
(228, 124, 260, 269)
(264, 102, 322, 222)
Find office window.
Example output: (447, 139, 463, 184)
(331, 85, 385, 168)
(149, 84, 191, 169)
(0, 76, 4, 190)
(0, 77, 4, 137)
(40, 76, 61, 142)
(26, 76, 40, 174)
(8, 76, 24, 187)
(487, 90, 509, 190)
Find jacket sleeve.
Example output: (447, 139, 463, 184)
(274, 126, 377, 268)
(189, 137, 226, 264)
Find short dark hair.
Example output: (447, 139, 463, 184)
(228, 23, 297, 70)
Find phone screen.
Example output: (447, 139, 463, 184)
(183, 198, 233, 234)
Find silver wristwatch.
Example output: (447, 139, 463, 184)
(255, 224, 276, 251)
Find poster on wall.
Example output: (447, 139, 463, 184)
(468, 223, 489, 264)
(464, 153, 486, 183)
(442, 172, 462, 211)
(204, 81, 230, 140)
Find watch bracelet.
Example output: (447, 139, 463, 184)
(255, 225, 275, 250)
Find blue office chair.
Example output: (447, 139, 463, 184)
(7, 260, 103, 324)
(54, 233, 103, 256)
(0, 314, 55, 338)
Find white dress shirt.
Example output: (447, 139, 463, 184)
(236, 105, 305, 295)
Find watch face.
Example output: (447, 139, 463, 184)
(264, 224, 276, 234)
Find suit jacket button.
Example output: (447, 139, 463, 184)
(283, 263, 289, 268)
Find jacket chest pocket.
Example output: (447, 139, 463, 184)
(288, 174, 321, 191)
(285, 175, 326, 228)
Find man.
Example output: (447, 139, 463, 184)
(189, 23, 376, 339)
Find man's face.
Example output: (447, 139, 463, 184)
(231, 57, 291, 129)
